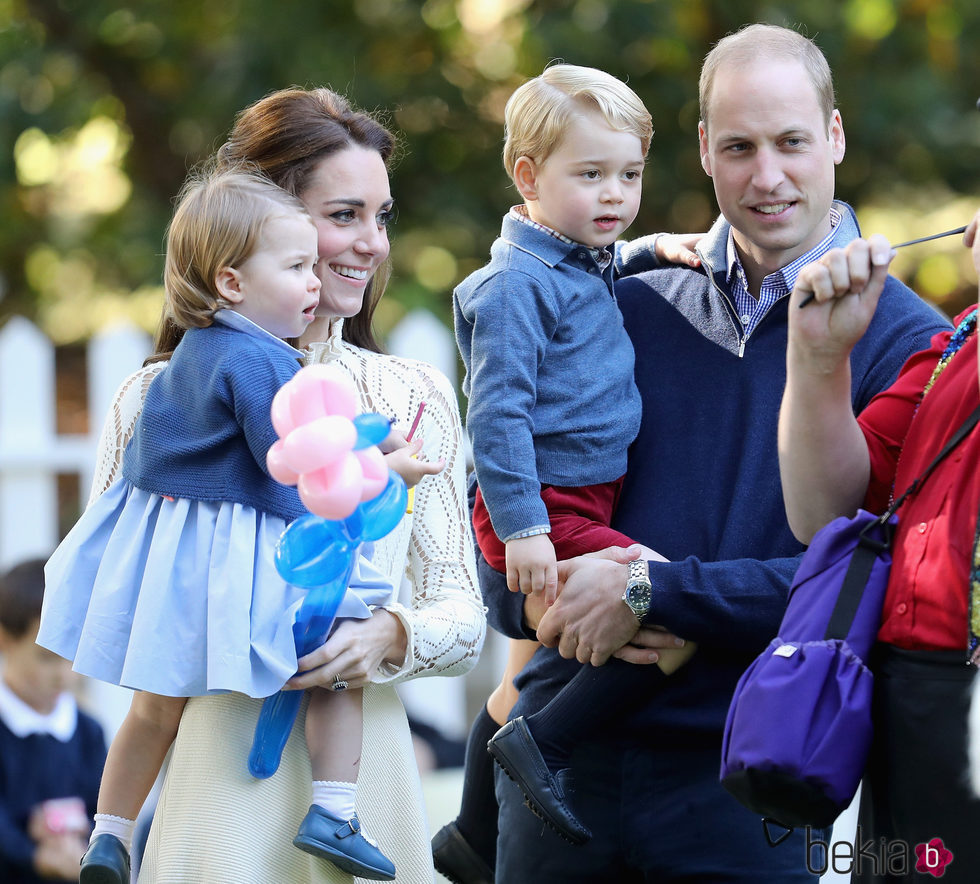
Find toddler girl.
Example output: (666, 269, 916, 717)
(38, 167, 397, 882)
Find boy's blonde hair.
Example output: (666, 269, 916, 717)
(502, 63, 653, 184)
(163, 165, 312, 330)
(699, 24, 836, 134)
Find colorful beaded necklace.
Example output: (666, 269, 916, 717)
(922, 307, 977, 397)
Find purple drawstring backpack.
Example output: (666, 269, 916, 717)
(720, 507, 896, 831)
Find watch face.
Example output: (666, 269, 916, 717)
(628, 585, 649, 604)
(627, 583, 651, 613)
(625, 561, 651, 617)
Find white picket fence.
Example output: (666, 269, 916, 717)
(0, 310, 487, 744)
(0, 316, 152, 569)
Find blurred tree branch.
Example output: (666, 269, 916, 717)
(3, 0, 979, 339)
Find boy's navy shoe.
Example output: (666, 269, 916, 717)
(431, 820, 494, 884)
(293, 805, 396, 880)
(487, 716, 591, 845)
(79, 834, 131, 884)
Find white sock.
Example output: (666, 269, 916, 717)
(90, 813, 136, 853)
(312, 780, 357, 820)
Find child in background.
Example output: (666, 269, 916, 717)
(0, 557, 105, 884)
(38, 168, 398, 882)
(451, 64, 696, 850)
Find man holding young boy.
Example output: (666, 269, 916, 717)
(481, 23, 950, 882)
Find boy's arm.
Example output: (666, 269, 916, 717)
(478, 549, 543, 641)
(615, 233, 703, 277)
(457, 270, 557, 543)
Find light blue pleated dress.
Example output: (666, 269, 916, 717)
(37, 315, 394, 699)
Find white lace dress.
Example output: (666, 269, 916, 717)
(91, 321, 485, 883)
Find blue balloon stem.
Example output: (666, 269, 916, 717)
(248, 526, 357, 780)
(247, 470, 407, 780)
(248, 689, 304, 778)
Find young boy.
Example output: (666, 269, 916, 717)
(0, 558, 106, 883)
(452, 64, 695, 848)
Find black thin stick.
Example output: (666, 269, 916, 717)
(891, 225, 968, 249)
(798, 225, 968, 308)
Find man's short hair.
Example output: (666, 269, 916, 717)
(502, 63, 653, 184)
(699, 24, 836, 132)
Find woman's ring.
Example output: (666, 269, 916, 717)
(332, 674, 349, 692)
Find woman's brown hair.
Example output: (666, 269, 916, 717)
(146, 87, 397, 364)
(218, 87, 397, 354)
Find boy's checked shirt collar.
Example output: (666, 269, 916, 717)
(510, 205, 613, 272)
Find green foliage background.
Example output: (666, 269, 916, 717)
(3, 0, 980, 343)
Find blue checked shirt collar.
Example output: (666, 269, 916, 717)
(726, 206, 842, 337)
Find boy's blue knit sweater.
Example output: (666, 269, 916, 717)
(123, 312, 307, 523)
(482, 202, 951, 744)
(454, 213, 643, 541)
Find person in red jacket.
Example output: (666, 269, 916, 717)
(779, 215, 980, 882)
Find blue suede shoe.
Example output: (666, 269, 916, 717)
(79, 834, 131, 884)
(293, 805, 396, 880)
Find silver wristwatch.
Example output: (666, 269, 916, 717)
(622, 559, 652, 622)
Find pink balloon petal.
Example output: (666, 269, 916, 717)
(306, 363, 359, 420)
(266, 439, 300, 485)
(355, 447, 388, 502)
(298, 453, 364, 520)
(282, 415, 357, 474)
(287, 368, 330, 426)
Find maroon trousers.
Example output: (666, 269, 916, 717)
(472, 478, 636, 572)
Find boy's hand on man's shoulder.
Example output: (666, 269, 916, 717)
(654, 232, 703, 268)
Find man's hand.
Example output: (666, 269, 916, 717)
(506, 534, 558, 603)
(521, 544, 639, 632)
(537, 555, 639, 666)
(614, 626, 688, 665)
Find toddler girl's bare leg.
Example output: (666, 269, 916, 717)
(294, 687, 396, 879)
(97, 693, 186, 819)
(307, 686, 364, 783)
